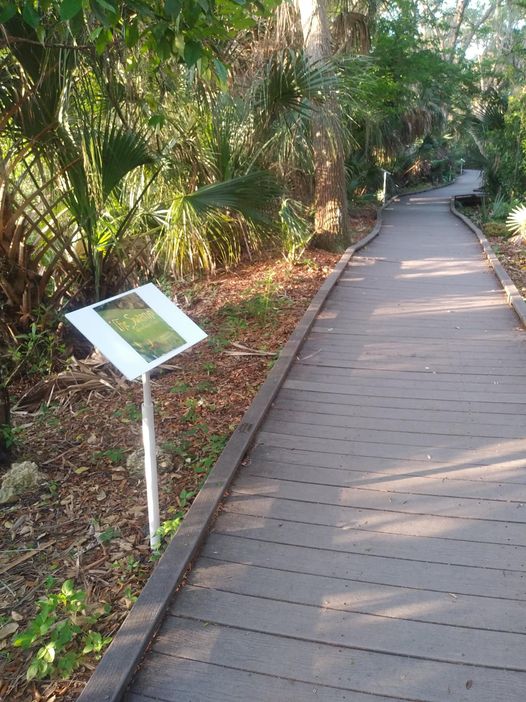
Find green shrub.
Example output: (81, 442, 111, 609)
(484, 221, 512, 238)
(12, 579, 110, 681)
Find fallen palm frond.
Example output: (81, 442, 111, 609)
(13, 359, 126, 412)
(224, 341, 277, 357)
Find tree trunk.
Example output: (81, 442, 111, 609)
(297, 0, 350, 249)
(0, 386, 10, 466)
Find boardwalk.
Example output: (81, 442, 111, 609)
(126, 172, 526, 702)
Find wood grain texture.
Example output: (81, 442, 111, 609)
(188, 557, 526, 633)
(168, 586, 526, 669)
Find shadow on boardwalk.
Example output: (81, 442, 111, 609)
(126, 171, 526, 702)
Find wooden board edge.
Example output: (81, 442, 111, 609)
(393, 176, 458, 199)
(75, 210, 387, 702)
(450, 198, 526, 328)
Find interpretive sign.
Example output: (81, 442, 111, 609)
(66, 283, 207, 380)
(66, 283, 207, 548)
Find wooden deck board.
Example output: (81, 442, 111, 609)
(129, 655, 410, 702)
(189, 557, 526, 632)
(204, 529, 526, 599)
(262, 412, 525, 448)
(126, 172, 526, 701)
(256, 430, 524, 466)
(167, 586, 526, 669)
(243, 458, 526, 501)
(220, 500, 526, 550)
(280, 383, 526, 412)
(267, 403, 526, 437)
(250, 444, 526, 485)
(232, 473, 526, 524)
(144, 619, 526, 702)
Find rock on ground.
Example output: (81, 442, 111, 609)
(126, 447, 174, 478)
(0, 461, 46, 504)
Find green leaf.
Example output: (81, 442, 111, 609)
(56, 650, 78, 677)
(13, 630, 36, 649)
(148, 114, 165, 129)
(82, 630, 103, 653)
(61, 579, 75, 598)
(181, 172, 280, 222)
(96, 0, 117, 13)
(95, 27, 113, 54)
(22, 1, 40, 28)
(164, 0, 181, 19)
(124, 20, 139, 48)
(59, 0, 83, 20)
(0, 2, 16, 23)
(184, 39, 202, 67)
(213, 58, 228, 85)
(37, 642, 55, 663)
(35, 23, 46, 43)
(26, 659, 44, 681)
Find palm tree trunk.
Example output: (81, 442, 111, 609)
(297, 0, 349, 249)
(0, 387, 10, 466)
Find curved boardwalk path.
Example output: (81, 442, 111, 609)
(127, 172, 526, 702)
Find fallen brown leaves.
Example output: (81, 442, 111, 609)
(487, 236, 526, 298)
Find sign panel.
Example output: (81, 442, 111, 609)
(66, 283, 207, 380)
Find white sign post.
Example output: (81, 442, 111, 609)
(141, 372, 160, 549)
(66, 283, 207, 549)
(382, 169, 392, 205)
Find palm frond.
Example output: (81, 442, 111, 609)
(252, 49, 338, 128)
(98, 120, 154, 199)
(177, 171, 280, 222)
(154, 171, 282, 275)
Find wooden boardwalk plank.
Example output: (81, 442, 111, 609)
(125, 172, 526, 701)
(280, 383, 526, 412)
(263, 410, 525, 448)
(233, 473, 526, 524)
(145, 619, 526, 702)
(292, 364, 526, 384)
(169, 586, 526, 670)
(224, 494, 526, 552)
(250, 443, 526, 485)
(204, 529, 526, 599)
(269, 401, 526, 437)
(243, 458, 526, 502)
(257, 430, 525, 466)
(277, 388, 526, 427)
(127, 655, 408, 702)
(189, 557, 526, 632)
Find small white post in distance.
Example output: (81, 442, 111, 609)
(142, 372, 160, 550)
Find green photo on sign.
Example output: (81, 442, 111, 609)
(94, 292, 187, 363)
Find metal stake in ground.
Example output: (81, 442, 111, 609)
(142, 372, 160, 550)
